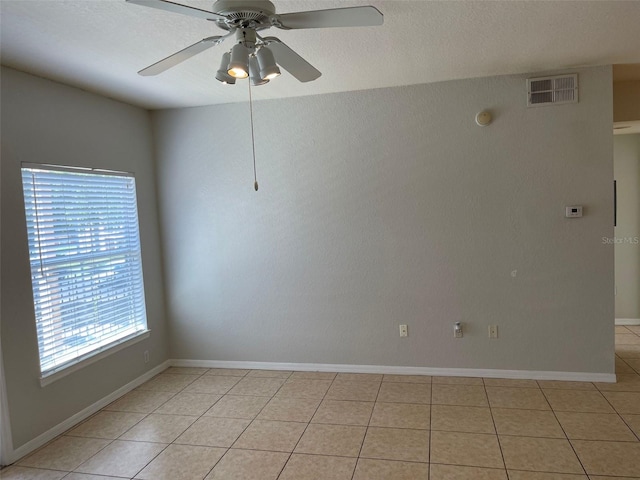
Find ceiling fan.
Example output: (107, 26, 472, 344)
(127, 0, 384, 85)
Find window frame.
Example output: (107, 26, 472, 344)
(20, 163, 150, 386)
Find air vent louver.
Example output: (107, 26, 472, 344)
(527, 74, 578, 107)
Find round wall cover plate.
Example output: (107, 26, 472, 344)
(475, 111, 492, 126)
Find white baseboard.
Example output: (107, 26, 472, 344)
(4, 360, 170, 465)
(170, 359, 616, 383)
(4, 356, 616, 466)
(616, 318, 640, 326)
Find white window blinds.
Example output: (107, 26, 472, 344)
(21, 165, 148, 377)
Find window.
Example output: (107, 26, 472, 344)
(21, 165, 148, 379)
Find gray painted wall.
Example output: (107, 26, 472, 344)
(614, 134, 640, 319)
(153, 66, 614, 375)
(1, 67, 169, 448)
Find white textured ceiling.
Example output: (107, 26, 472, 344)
(2, 0, 640, 110)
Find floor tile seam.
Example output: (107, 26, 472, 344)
(617, 413, 640, 442)
(567, 437, 640, 445)
(165, 368, 209, 377)
(539, 385, 589, 477)
(429, 427, 510, 436)
(368, 421, 429, 430)
(275, 370, 335, 480)
(436, 460, 585, 476)
(597, 389, 639, 419)
(483, 379, 509, 474)
(20, 429, 119, 473)
(433, 404, 491, 409)
(203, 413, 264, 420)
(373, 399, 432, 406)
(69, 436, 139, 476)
(120, 388, 222, 446)
(230, 394, 285, 445)
(594, 381, 640, 393)
(484, 385, 542, 390)
(382, 379, 432, 385)
(503, 466, 593, 475)
(106, 382, 184, 413)
(432, 383, 486, 388)
(540, 387, 609, 393)
(340, 378, 380, 383)
(314, 398, 376, 405)
(12, 464, 74, 473)
(213, 393, 273, 399)
(120, 440, 172, 480)
(596, 387, 640, 393)
(175, 410, 261, 451)
(146, 370, 202, 393)
(431, 401, 490, 408)
(495, 432, 637, 441)
(88, 438, 171, 447)
(430, 462, 507, 470)
(10, 464, 73, 474)
(170, 439, 241, 448)
(349, 374, 385, 480)
(310, 420, 369, 427)
(288, 450, 364, 459)
(198, 446, 230, 479)
(358, 453, 429, 463)
(362, 457, 434, 465)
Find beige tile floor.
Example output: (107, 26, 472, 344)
(3, 326, 640, 480)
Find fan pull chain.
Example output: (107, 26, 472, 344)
(248, 79, 259, 191)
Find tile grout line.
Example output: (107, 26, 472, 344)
(481, 377, 509, 479)
(222, 370, 293, 480)
(538, 384, 590, 478)
(12, 362, 640, 478)
(275, 372, 346, 480)
(173, 367, 251, 479)
(596, 379, 640, 444)
(127, 367, 214, 479)
(114, 366, 245, 479)
(348, 376, 385, 480)
(20, 368, 199, 477)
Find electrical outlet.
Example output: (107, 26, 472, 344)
(454, 322, 463, 338)
(399, 325, 408, 337)
(488, 325, 498, 339)
(144, 350, 149, 363)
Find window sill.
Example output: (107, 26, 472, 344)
(39, 330, 151, 387)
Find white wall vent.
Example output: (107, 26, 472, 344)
(526, 74, 578, 107)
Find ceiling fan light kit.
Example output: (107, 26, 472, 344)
(127, 0, 384, 85)
(126, 0, 384, 190)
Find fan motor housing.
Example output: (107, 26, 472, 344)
(212, 0, 276, 29)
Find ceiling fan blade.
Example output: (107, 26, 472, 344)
(276, 6, 383, 29)
(264, 37, 321, 83)
(138, 36, 223, 76)
(126, 0, 225, 21)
